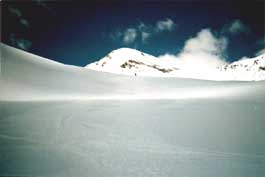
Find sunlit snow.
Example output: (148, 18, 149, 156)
(1, 43, 265, 177)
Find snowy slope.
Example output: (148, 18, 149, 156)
(86, 48, 265, 81)
(1, 43, 265, 177)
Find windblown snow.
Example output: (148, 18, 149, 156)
(86, 48, 265, 81)
(1, 43, 265, 177)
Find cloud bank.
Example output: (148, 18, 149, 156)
(159, 29, 228, 70)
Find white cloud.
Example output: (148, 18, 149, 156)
(255, 48, 265, 56)
(183, 29, 227, 55)
(228, 20, 248, 35)
(20, 18, 30, 27)
(10, 34, 32, 51)
(17, 39, 32, 50)
(141, 32, 150, 42)
(110, 31, 122, 41)
(159, 29, 228, 71)
(110, 18, 176, 44)
(138, 22, 151, 42)
(8, 6, 22, 17)
(36, 0, 50, 10)
(156, 18, 175, 32)
(138, 22, 147, 32)
(123, 28, 137, 44)
(35, 0, 55, 14)
(8, 6, 30, 28)
(176, 51, 227, 71)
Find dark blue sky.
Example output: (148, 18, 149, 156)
(2, 1, 264, 66)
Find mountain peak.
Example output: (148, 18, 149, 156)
(85, 48, 179, 76)
(110, 47, 142, 53)
(106, 48, 150, 60)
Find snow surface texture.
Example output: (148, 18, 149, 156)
(86, 48, 265, 81)
(0, 43, 265, 177)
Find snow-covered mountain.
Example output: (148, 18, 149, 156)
(218, 54, 265, 81)
(86, 48, 265, 81)
(86, 48, 180, 77)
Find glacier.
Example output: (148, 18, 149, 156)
(0, 43, 265, 177)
